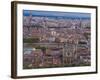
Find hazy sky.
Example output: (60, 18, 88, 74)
(23, 10, 91, 19)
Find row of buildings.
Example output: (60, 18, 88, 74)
(23, 16, 91, 69)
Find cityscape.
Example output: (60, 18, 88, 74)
(23, 10, 91, 69)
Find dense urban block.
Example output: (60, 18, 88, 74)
(23, 10, 91, 69)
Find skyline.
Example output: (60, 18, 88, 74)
(23, 10, 91, 19)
